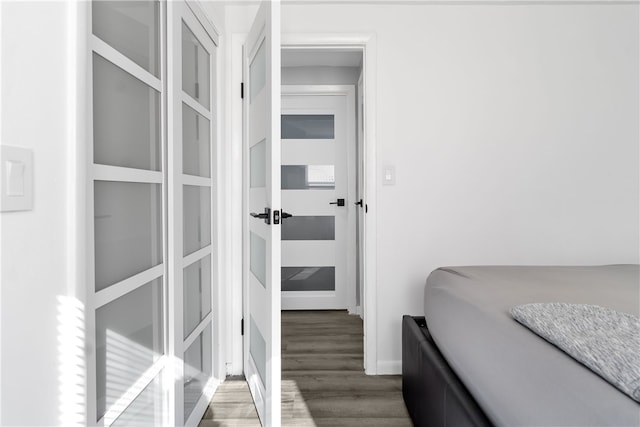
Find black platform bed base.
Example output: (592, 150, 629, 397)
(402, 315, 493, 427)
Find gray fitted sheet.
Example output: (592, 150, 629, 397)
(424, 265, 640, 427)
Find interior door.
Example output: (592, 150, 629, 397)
(243, 2, 281, 426)
(172, 2, 218, 425)
(89, 2, 165, 425)
(280, 90, 351, 310)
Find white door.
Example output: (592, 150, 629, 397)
(243, 2, 281, 426)
(89, 1, 220, 426)
(171, 2, 218, 425)
(281, 86, 356, 310)
(89, 2, 167, 425)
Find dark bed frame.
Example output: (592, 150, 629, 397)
(402, 315, 493, 427)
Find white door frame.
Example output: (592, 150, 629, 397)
(281, 33, 378, 374)
(281, 84, 357, 312)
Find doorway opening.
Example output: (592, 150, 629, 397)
(275, 35, 378, 378)
(279, 47, 364, 316)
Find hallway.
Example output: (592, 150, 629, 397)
(199, 311, 411, 426)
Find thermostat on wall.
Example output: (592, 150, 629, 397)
(1, 145, 34, 212)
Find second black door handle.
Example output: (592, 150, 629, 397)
(250, 207, 271, 224)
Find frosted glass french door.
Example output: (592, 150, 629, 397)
(170, 2, 218, 425)
(89, 1, 217, 426)
(89, 2, 165, 425)
(243, 2, 281, 426)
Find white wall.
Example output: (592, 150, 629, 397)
(282, 66, 361, 85)
(216, 2, 639, 374)
(0, 1, 86, 424)
(279, 2, 640, 372)
(205, 2, 259, 376)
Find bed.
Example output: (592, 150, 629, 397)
(402, 265, 640, 426)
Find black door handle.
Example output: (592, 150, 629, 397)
(329, 198, 345, 207)
(355, 199, 363, 207)
(282, 211, 293, 219)
(250, 207, 271, 224)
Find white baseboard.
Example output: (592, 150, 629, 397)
(376, 360, 401, 375)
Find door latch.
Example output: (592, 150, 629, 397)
(329, 198, 345, 207)
(250, 207, 271, 224)
(355, 199, 363, 207)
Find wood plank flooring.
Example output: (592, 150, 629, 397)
(200, 310, 412, 426)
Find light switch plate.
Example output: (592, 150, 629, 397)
(382, 165, 396, 186)
(1, 146, 34, 212)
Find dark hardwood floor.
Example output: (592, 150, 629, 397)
(200, 310, 411, 426)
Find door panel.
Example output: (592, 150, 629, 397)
(92, 0, 161, 77)
(172, 4, 217, 425)
(183, 323, 213, 421)
(90, 3, 165, 425)
(281, 164, 335, 190)
(281, 142, 335, 165)
(282, 190, 336, 215)
(282, 267, 336, 292)
(94, 181, 163, 291)
(281, 114, 335, 139)
(281, 91, 350, 310)
(110, 374, 163, 427)
(92, 53, 161, 171)
(243, 2, 281, 426)
(281, 216, 335, 241)
(95, 278, 164, 421)
(282, 241, 336, 266)
(181, 20, 211, 109)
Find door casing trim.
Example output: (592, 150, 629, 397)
(281, 33, 378, 375)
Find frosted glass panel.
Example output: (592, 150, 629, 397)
(282, 115, 335, 139)
(281, 165, 335, 190)
(96, 279, 164, 420)
(92, 1, 160, 77)
(182, 21, 210, 109)
(282, 216, 335, 240)
(93, 54, 161, 171)
(182, 103, 211, 177)
(249, 40, 265, 102)
(250, 140, 266, 188)
(183, 185, 211, 256)
(282, 267, 335, 291)
(94, 181, 162, 291)
(250, 317, 266, 383)
(184, 324, 212, 422)
(183, 256, 212, 338)
(250, 232, 266, 288)
(112, 373, 162, 427)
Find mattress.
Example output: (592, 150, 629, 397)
(424, 265, 640, 427)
